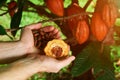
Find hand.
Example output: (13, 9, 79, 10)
(37, 55, 75, 73)
(0, 54, 75, 80)
(20, 23, 42, 54)
(20, 23, 61, 54)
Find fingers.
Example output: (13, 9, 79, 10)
(55, 31, 61, 39)
(25, 23, 42, 30)
(42, 26, 61, 39)
(58, 56, 75, 68)
(52, 29, 61, 39)
(42, 26, 54, 32)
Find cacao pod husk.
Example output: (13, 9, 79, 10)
(8, 1, 17, 17)
(44, 39, 69, 58)
(66, 3, 89, 34)
(66, 3, 82, 31)
(91, 13, 108, 41)
(75, 20, 89, 44)
(101, 3, 118, 28)
(45, 0, 64, 16)
(66, 3, 89, 44)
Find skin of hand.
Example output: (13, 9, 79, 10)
(20, 23, 61, 54)
(0, 23, 75, 80)
(0, 54, 75, 80)
(0, 23, 61, 63)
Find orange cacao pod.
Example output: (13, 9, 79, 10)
(101, 3, 118, 28)
(45, 0, 64, 16)
(44, 39, 69, 58)
(8, 1, 17, 17)
(66, 3, 88, 33)
(91, 13, 108, 41)
(75, 20, 89, 44)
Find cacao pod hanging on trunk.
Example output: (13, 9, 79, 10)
(75, 20, 89, 44)
(66, 3, 89, 44)
(8, 1, 17, 17)
(101, 2, 118, 28)
(45, 0, 64, 16)
(91, 13, 108, 41)
(66, 3, 89, 31)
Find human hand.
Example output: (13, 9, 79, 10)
(33, 26, 61, 49)
(36, 55, 75, 73)
(20, 23, 61, 54)
(0, 54, 75, 80)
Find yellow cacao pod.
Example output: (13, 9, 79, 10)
(44, 39, 69, 58)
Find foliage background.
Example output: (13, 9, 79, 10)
(0, 0, 120, 80)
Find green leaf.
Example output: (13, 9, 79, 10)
(0, 0, 7, 7)
(93, 46, 115, 80)
(0, 25, 7, 35)
(10, 0, 26, 36)
(71, 42, 101, 77)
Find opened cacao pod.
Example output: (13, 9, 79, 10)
(44, 39, 69, 58)
(45, 0, 64, 16)
(101, 3, 118, 28)
(91, 13, 108, 41)
(75, 20, 89, 44)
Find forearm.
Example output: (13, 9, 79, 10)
(0, 56, 43, 80)
(0, 41, 28, 63)
(0, 54, 75, 80)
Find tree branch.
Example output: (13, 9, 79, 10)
(6, 12, 92, 32)
(26, 1, 55, 18)
(83, 0, 93, 10)
(0, 11, 8, 16)
(72, 0, 78, 4)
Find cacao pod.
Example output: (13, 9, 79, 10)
(66, 3, 88, 33)
(8, 1, 17, 17)
(44, 39, 69, 58)
(95, 0, 106, 12)
(91, 13, 108, 41)
(45, 0, 64, 16)
(75, 20, 89, 44)
(101, 3, 118, 28)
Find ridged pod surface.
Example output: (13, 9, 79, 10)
(75, 20, 89, 44)
(66, 3, 89, 44)
(66, 3, 86, 32)
(45, 0, 64, 16)
(101, 3, 118, 28)
(91, 13, 108, 41)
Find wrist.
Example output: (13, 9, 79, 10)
(18, 41, 29, 54)
(19, 40, 40, 54)
(9, 56, 42, 79)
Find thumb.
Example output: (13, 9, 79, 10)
(58, 56, 75, 68)
(29, 46, 40, 54)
